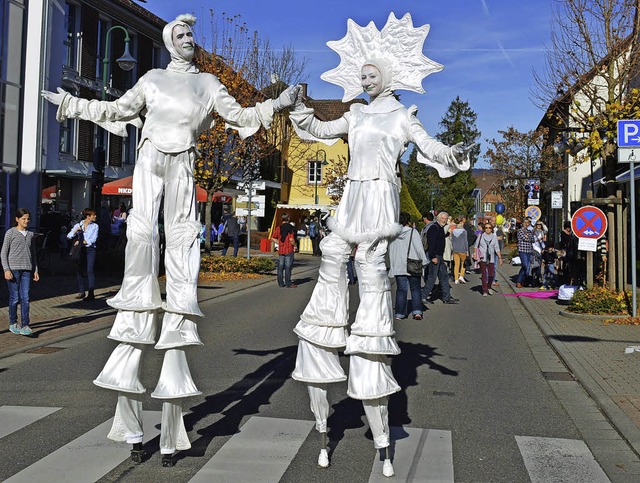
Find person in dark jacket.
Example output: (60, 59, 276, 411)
(221, 210, 241, 257)
(421, 211, 458, 304)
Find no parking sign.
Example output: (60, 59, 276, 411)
(525, 205, 541, 222)
(571, 205, 607, 252)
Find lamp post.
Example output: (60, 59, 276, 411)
(102, 25, 136, 100)
(95, 25, 136, 210)
(314, 150, 328, 205)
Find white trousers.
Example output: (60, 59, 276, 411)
(94, 142, 203, 454)
(293, 233, 400, 449)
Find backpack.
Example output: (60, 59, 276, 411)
(421, 224, 432, 252)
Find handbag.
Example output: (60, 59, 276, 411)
(69, 227, 84, 262)
(406, 230, 423, 277)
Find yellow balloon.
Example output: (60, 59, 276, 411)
(496, 214, 505, 225)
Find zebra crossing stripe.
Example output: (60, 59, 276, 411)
(0, 406, 61, 440)
(189, 416, 314, 482)
(5, 411, 161, 483)
(516, 436, 610, 483)
(369, 427, 454, 482)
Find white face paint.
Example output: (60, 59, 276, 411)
(172, 24, 195, 61)
(361, 64, 383, 98)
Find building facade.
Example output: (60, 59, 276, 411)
(39, 0, 167, 224)
(0, 0, 29, 232)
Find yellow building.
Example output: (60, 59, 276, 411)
(267, 89, 365, 252)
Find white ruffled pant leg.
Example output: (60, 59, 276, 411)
(347, 239, 399, 452)
(308, 384, 329, 433)
(159, 400, 192, 454)
(363, 397, 390, 449)
(292, 234, 351, 384)
(293, 234, 351, 436)
(107, 143, 164, 312)
(346, 239, 400, 399)
(162, 151, 203, 317)
(108, 392, 144, 444)
(97, 145, 203, 452)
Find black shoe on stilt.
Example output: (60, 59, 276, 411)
(161, 453, 174, 467)
(130, 443, 145, 464)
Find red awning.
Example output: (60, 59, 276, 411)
(211, 190, 232, 202)
(101, 176, 209, 202)
(41, 185, 57, 203)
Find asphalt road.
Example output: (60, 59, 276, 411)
(0, 264, 609, 482)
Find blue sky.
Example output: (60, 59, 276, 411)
(143, 0, 554, 166)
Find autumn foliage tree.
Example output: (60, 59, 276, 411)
(532, 0, 640, 196)
(192, 11, 307, 251)
(484, 127, 560, 220)
(323, 155, 349, 204)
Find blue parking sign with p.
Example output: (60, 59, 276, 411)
(618, 120, 640, 147)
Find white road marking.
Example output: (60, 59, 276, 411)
(5, 410, 161, 483)
(516, 435, 610, 483)
(189, 416, 313, 483)
(0, 405, 61, 440)
(369, 427, 454, 482)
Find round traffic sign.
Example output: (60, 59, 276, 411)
(525, 205, 541, 222)
(571, 205, 608, 239)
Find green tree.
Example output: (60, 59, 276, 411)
(433, 96, 480, 216)
(399, 182, 423, 228)
(404, 146, 442, 215)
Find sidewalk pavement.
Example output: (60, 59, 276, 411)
(497, 260, 640, 459)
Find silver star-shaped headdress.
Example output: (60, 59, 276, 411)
(321, 12, 443, 102)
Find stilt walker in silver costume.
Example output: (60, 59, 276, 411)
(289, 13, 473, 477)
(42, 14, 300, 465)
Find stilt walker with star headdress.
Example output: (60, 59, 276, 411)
(288, 12, 474, 477)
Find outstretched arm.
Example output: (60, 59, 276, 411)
(408, 109, 472, 178)
(288, 93, 349, 142)
(41, 83, 144, 137)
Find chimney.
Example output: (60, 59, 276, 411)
(301, 83, 308, 99)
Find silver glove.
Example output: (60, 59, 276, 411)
(41, 87, 70, 106)
(452, 142, 478, 160)
(272, 85, 301, 112)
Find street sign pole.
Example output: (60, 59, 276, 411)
(630, 159, 637, 316)
(617, 120, 638, 316)
(247, 186, 252, 260)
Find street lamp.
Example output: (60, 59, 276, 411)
(314, 150, 328, 205)
(95, 25, 136, 209)
(102, 25, 136, 100)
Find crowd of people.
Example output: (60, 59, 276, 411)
(515, 217, 585, 289)
(383, 210, 595, 323)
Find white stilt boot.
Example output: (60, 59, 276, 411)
(382, 446, 394, 477)
(307, 384, 330, 468)
(318, 432, 330, 468)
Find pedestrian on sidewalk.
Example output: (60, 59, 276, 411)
(389, 212, 427, 320)
(474, 222, 503, 296)
(516, 218, 534, 287)
(221, 209, 241, 257)
(1, 208, 39, 336)
(67, 208, 99, 301)
(421, 211, 459, 305)
(271, 212, 297, 288)
(451, 216, 469, 284)
(541, 242, 559, 289)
